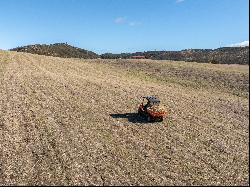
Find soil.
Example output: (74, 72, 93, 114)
(0, 50, 249, 185)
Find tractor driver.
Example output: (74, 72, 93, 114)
(144, 100, 152, 110)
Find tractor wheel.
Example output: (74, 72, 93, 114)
(138, 108, 143, 116)
(147, 116, 152, 122)
(158, 117, 163, 122)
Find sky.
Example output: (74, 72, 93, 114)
(0, 0, 249, 54)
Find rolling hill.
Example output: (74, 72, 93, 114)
(101, 46, 249, 65)
(10, 43, 249, 65)
(10, 43, 99, 59)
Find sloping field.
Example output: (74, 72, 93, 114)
(0, 50, 249, 185)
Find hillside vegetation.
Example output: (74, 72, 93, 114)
(10, 43, 249, 65)
(0, 50, 249, 185)
(101, 47, 249, 65)
(10, 43, 99, 59)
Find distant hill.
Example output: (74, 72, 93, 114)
(10, 43, 249, 64)
(101, 47, 249, 65)
(10, 43, 99, 59)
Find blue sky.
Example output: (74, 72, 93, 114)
(0, 0, 249, 54)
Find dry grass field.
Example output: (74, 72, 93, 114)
(0, 50, 249, 185)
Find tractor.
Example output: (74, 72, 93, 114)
(138, 96, 167, 122)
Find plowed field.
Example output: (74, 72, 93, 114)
(0, 50, 249, 185)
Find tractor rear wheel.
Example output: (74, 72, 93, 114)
(158, 117, 163, 122)
(147, 116, 152, 122)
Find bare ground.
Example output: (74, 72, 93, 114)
(0, 50, 249, 185)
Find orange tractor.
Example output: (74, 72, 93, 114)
(138, 96, 167, 122)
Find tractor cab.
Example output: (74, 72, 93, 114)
(143, 96, 160, 110)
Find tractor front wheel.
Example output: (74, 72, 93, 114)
(138, 108, 143, 116)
